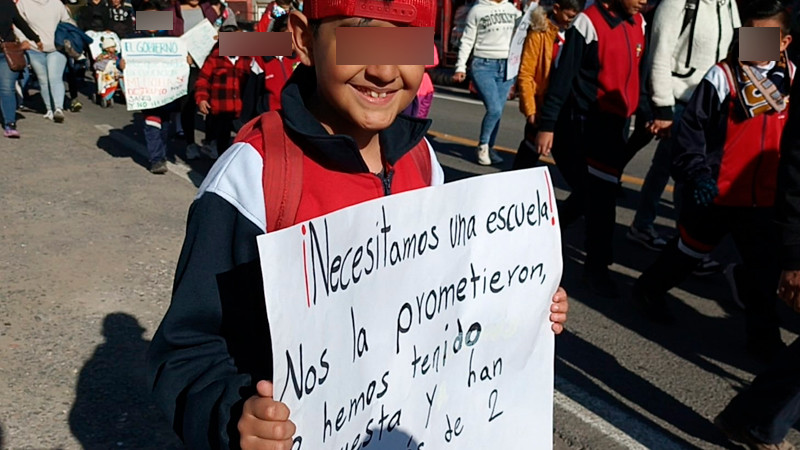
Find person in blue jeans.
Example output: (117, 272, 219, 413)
(452, 0, 522, 166)
(0, 0, 41, 138)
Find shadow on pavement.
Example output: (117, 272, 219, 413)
(69, 313, 182, 449)
(556, 330, 734, 448)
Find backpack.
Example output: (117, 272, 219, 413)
(236, 111, 434, 232)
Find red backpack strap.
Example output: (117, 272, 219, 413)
(260, 111, 304, 232)
(408, 139, 433, 185)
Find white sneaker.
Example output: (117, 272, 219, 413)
(185, 143, 202, 160)
(201, 141, 219, 160)
(43, 110, 54, 121)
(476, 144, 491, 166)
(53, 108, 64, 123)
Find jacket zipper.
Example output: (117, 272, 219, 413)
(376, 169, 394, 196)
(752, 115, 768, 206)
(623, 25, 633, 113)
(715, 2, 722, 64)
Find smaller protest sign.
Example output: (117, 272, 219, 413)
(121, 37, 189, 111)
(86, 30, 121, 60)
(181, 19, 218, 68)
(507, 0, 539, 80)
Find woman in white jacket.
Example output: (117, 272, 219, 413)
(452, 0, 522, 166)
(16, 0, 76, 123)
(627, 0, 739, 258)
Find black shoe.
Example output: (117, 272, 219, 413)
(149, 159, 168, 174)
(632, 280, 676, 324)
(693, 255, 722, 277)
(582, 269, 620, 299)
(714, 410, 796, 450)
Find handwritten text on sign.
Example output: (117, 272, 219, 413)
(257, 167, 563, 449)
(507, 1, 539, 81)
(120, 37, 189, 111)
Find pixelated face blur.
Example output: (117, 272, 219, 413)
(615, 0, 646, 16)
(552, 4, 579, 29)
(744, 17, 793, 65)
(110, 0, 121, 7)
(289, 13, 424, 136)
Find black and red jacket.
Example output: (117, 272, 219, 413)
(537, 2, 647, 132)
(146, 65, 444, 449)
(195, 47, 252, 115)
(253, 54, 301, 112)
(673, 60, 795, 209)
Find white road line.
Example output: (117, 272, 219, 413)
(555, 375, 686, 450)
(95, 124, 195, 185)
(433, 92, 485, 106)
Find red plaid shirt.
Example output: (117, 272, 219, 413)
(195, 48, 252, 115)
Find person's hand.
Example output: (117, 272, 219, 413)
(550, 286, 568, 334)
(119, 58, 126, 70)
(239, 381, 296, 450)
(778, 270, 800, 312)
(534, 131, 554, 157)
(691, 175, 719, 206)
(648, 119, 673, 138)
(198, 100, 211, 115)
(452, 71, 466, 83)
(527, 115, 536, 126)
(20, 41, 31, 51)
(187, 54, 194, 65)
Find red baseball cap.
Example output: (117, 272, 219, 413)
(302, 0, 436, 27)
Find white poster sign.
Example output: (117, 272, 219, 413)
(121, 37, 189, 111)
(86, 30, 121, 60)
(507, 0, 539, 81)
(180, 19, 218, 69)
(257, 167, 563, 449)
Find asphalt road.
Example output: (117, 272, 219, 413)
(1, 84, 799, 449)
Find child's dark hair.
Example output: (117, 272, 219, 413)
(554, 0, 585, 12)
(741, 0, 791, 34)
(220, 24, 239, 32)
(271, 14, 289, 32)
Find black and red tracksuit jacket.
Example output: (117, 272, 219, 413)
(254, 54, 301, 111)
(194, 48, 252, 116)
(146, 65, 444, 449)
(673, 60, 795, 209)
(537, 2, 647, 132)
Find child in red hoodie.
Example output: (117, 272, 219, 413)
(250, 14, 301, 111)
(194, 24, 252, 157)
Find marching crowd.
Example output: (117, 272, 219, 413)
(4, 0, 800, 447)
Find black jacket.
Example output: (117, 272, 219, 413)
(0, 0, 39, 44)
(78, 0, 110, 32)
(778, 65, 800, 269)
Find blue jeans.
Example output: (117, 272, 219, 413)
(0, 53, 18, 126)
(470, 57, 515, 147)
(27, 50, 67, 112)
(632, 103, 686, 231)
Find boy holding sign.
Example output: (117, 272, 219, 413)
(147, 1, 570, 448)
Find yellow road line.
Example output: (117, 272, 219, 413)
(426, 129, 673, 193)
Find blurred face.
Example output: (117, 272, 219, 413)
(552, 4, 579, 29)
(289, 13, 424, 138)
(743, 17, 792, 65)
(614, 0, 646, 16)
(111, 0, 121, 7)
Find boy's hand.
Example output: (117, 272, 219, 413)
(119, 58, 126, 70)
(239, 381, 296, 450)
(534, 131, 553, 156)
(187, 54, 194, 66)
(198, 100, 211, 115)
(648, 119, 672, 138)
(20, 41, 31, 51)
(527, 115, 536, 126)
(550, 287, 568, 334)
(452, 72, 466, 83)
(778, 270, 800, 312)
